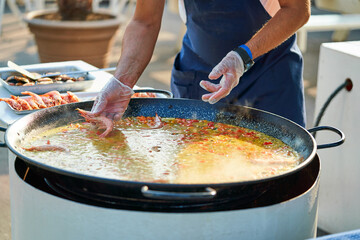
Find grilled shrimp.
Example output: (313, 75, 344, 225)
(40, 95, 55, 107)
(44, 90, 63, 106)
(25, 97, 40, 109)
(10, 95, 32, 110)
(0, 98, 22, 111)
(21, 91, 47, 108)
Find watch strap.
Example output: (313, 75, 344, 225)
(233, 45, 255, 72)
(239, 44, 253, 59)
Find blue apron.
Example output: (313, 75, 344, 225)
(171, 0, 306, 127)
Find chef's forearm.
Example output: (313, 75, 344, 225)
(114, 21, 161, 87)
(113, 0, 165, 88)
(246, 0, 310, 59)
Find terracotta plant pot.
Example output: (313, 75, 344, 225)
(24, 9, 124, 68)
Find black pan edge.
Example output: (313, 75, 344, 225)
(5, 98, 317, 190)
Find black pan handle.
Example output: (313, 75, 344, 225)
(0, 126, 6, 148)
(141, 186, 216, 200)
(308, 126, 345, 149)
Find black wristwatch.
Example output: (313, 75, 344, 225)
(233, 46, 254, 72)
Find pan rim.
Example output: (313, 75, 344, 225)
(4, 98, 317, 188)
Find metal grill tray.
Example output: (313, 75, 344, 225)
(0, 61, 97, 95)
(5, 89, 172, 115)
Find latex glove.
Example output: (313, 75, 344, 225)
(91, 76, 134, 121)
(200, 51, 245, 104)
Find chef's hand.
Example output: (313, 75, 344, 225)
(200, 51, 245, 104)
(91, 76, 134, 121)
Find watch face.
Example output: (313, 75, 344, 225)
(244, 62, 254, 72)
(244, 58, 254, 72)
